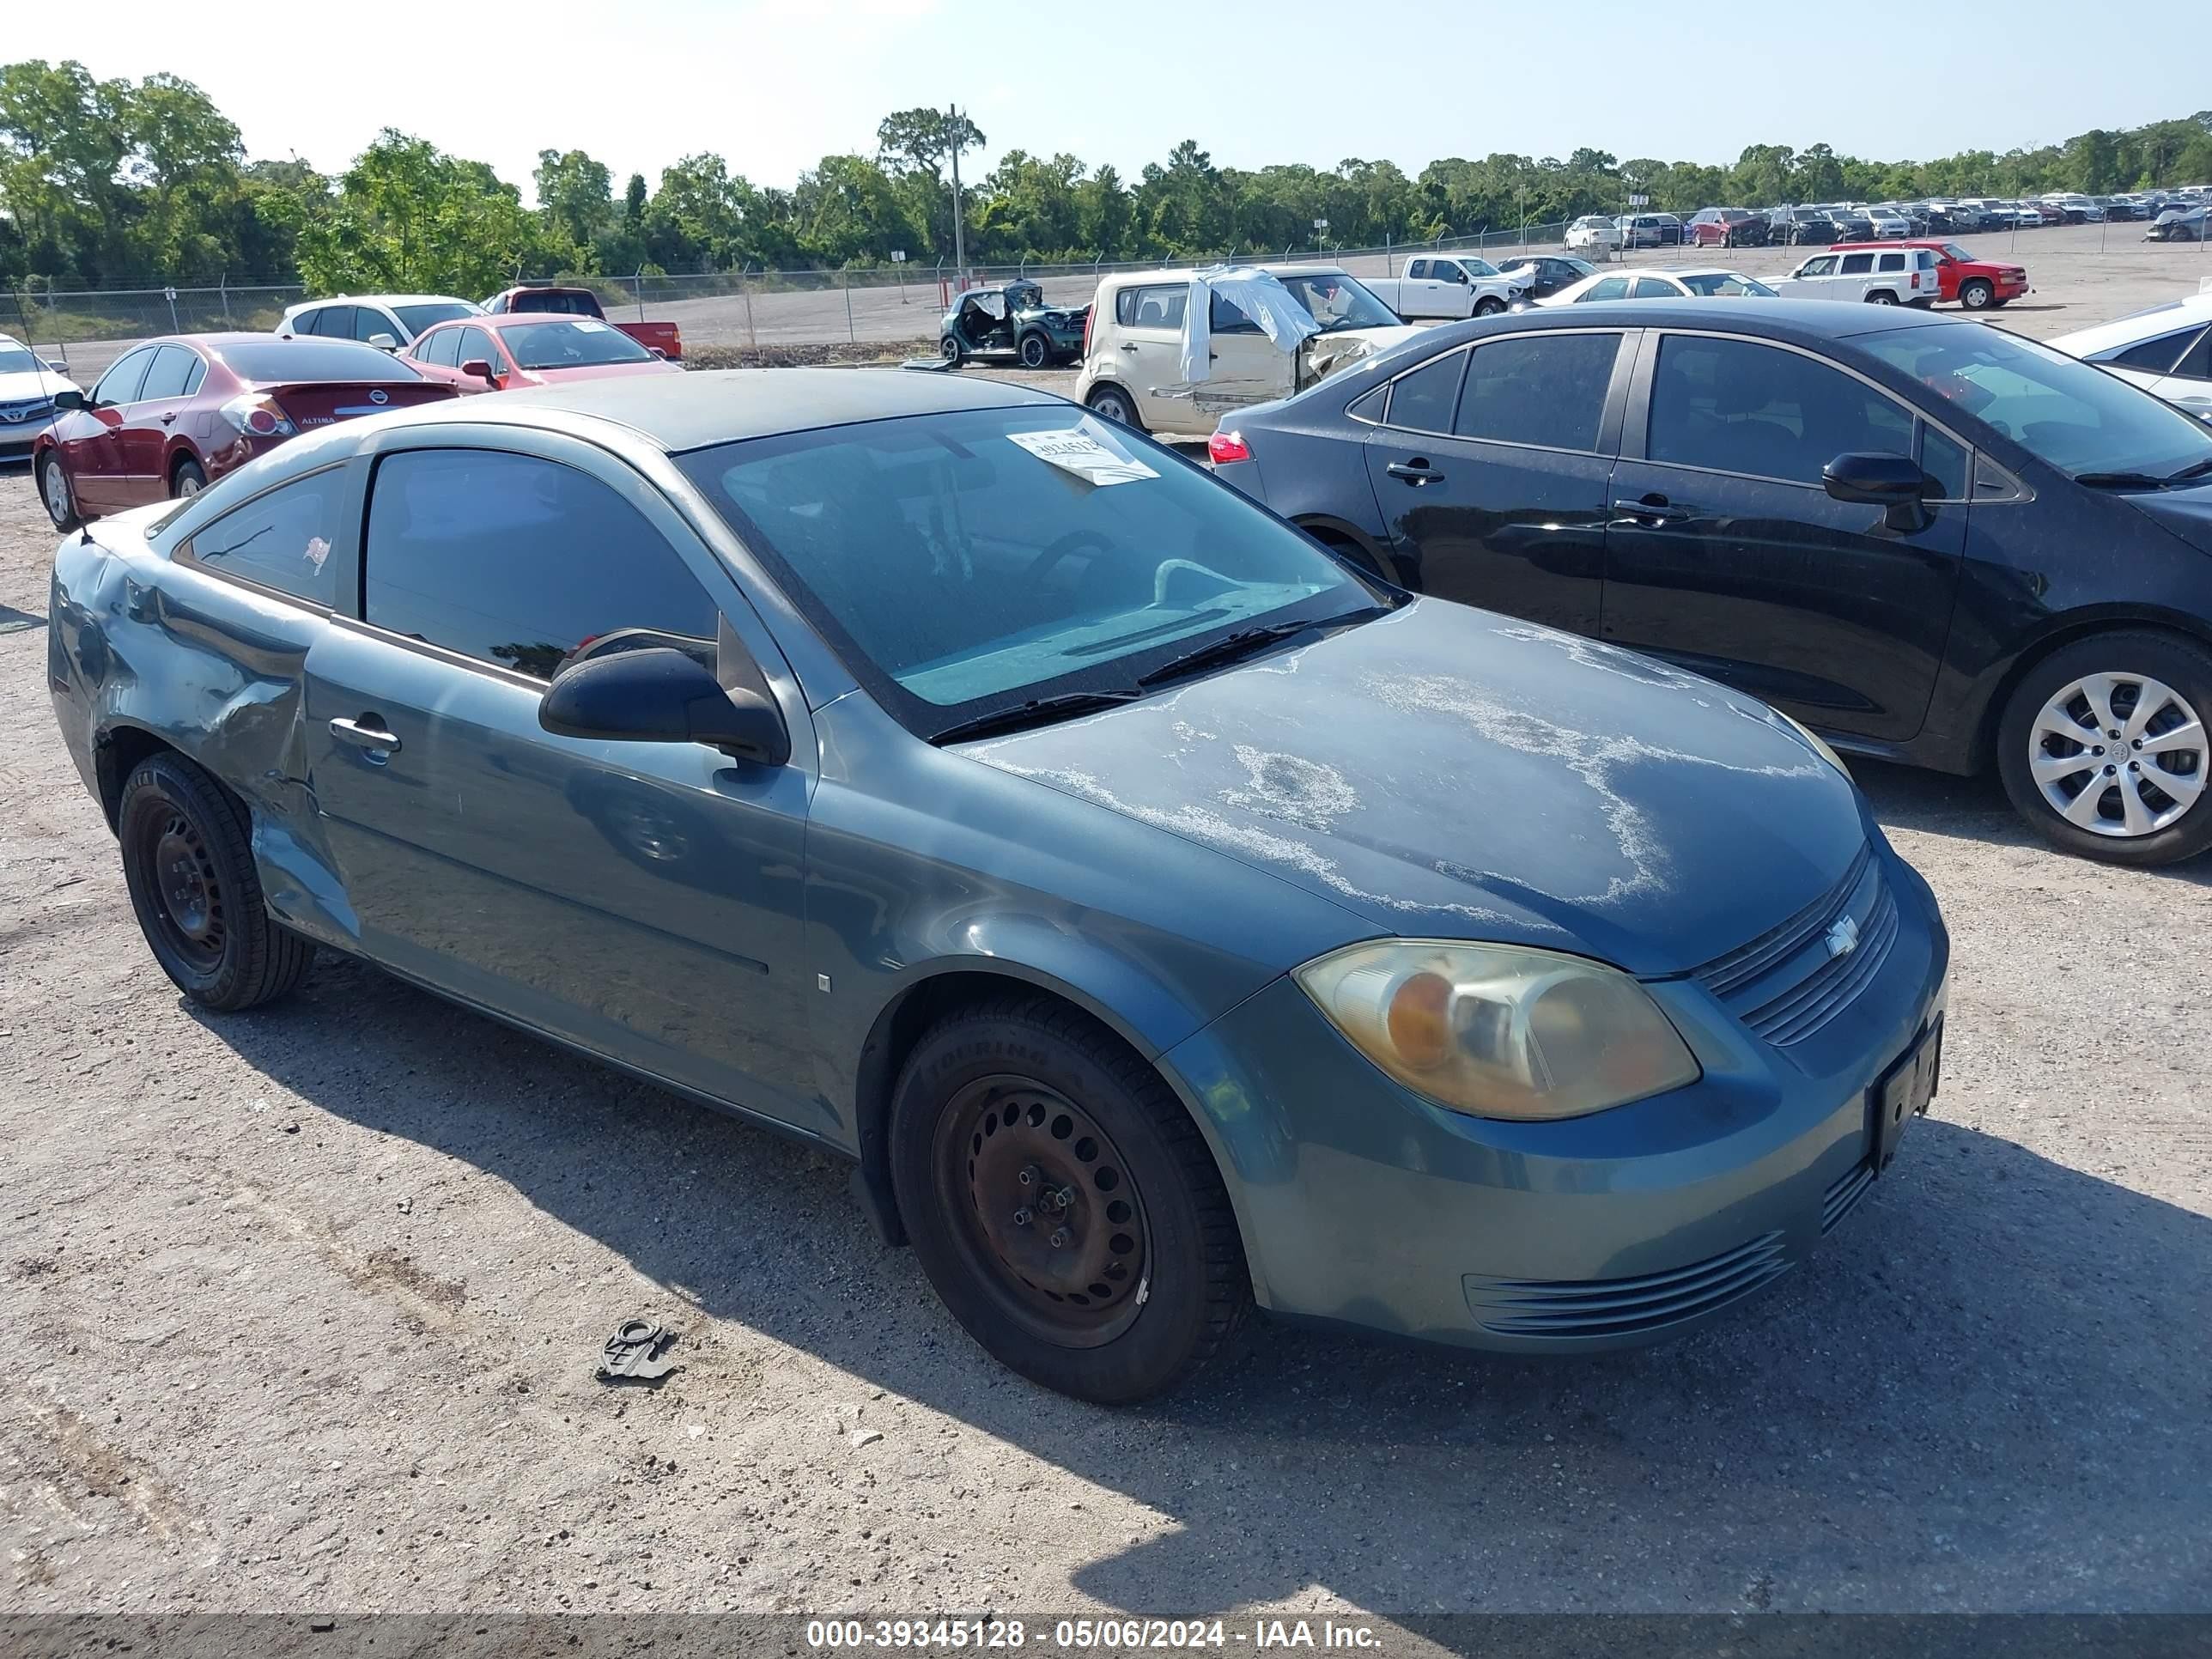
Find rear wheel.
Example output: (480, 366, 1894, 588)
(1996, 634, 2212, 866)
(1867, 291, 1900, 305)
(39, 454, 80, 530)
(1085, 384, 1144, 432)
(1958, 277, 1996, 311)
(889, 998, 1249, 1403)
(117, 753, 315, 1008)
(171, 458, 206, 499)
(1018, 331, 1050, 369)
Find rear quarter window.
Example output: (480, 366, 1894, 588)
(185, 471, 344, 608)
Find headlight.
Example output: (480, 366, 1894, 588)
(1293, 941, 1700, 1121)
(1777, 711, 1850, 780)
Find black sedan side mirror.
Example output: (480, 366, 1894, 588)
(1824, 452, 1933, 531)
(539, 646, 790, 765)
(52, 388, 85, 412)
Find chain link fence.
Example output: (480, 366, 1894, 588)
(9, 214, 2205, 383)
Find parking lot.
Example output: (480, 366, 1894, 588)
(1, 245, 2209, 1626)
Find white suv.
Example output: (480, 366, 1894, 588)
(276, 294, 483, 350)
(1771, 246, 1940, 307)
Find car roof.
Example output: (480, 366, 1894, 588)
(402, 365, 1065, 452)
(1101, 263, 1350, 285)
(2049, 292, 2212, 354)
(1439, 296, 1965, 346)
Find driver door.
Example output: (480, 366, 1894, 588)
(301, 428, 826, 1131)
(63, 346, 157, 513)
(1201, 289, 1292, 416)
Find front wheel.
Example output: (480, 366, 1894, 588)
(889, 998, 1249, 1403)
(1996, 634, 2212, 866)
(1018, 331, 1050, 369)
(117, 753, 316, 1007)
(1085, 384, 1144, 432)
(39, 453, 80, 530)
(1958, 278, 1996, 311)
(1473, 296, 1505, 317)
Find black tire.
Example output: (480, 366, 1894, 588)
(1988, 296, 2012, 308)
(1018, 331, 1050, 369)
(1867, 291, 1900, 306)
(38, 453, 80, 531)
(171, 458, 207, 499)
(1085, 384, 1144, 432)
(888, 996, 1249, 1404)
(939, 334, 964, 366)
(1473, 296, 1505, 317)
(117, 752, 315, 1008)
(1958, 278, 1996, 312)
(1996, 632, 2212, 867)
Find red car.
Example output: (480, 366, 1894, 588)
(400, 313, 687, 394)
(480, 285, 683, 361)
(34, 334, 454, 530)
(1828, 240, 2028, 311)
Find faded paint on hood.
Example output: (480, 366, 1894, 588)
(962, 600, 1867, 975)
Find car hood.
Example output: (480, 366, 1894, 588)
(0, 367, 77, 401)
(960, 600, 1866, 975)
(2126, 483, 2212, 552)
(1303, 325, 1425, 382)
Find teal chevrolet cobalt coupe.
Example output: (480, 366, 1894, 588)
(46, 370, 1948, 1402)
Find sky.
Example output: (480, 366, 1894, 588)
(12, 0, 2210, 201)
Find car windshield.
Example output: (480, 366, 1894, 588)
(1939, 244, 1978, 263)
(213, 340, 427, 381)
(676, 406, 1375, 732)
(0, 346, 42, 374)
(1273, 273, 1400, 332)
(392, 301, 477, 336)
(511, 289, 601, 316)
(1462, 258, 1500, 277)
(500, 319, 652, 369)
(1861, 325, 2212, 482)
(1679, 272, 1776, 296)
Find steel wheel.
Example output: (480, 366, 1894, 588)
(932, 1074, 1151, 1348)
(2027, 672, 2205, 839)
(141, 807, 227, 969)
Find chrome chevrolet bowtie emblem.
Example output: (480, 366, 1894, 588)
(1826, 915, 1861, 959)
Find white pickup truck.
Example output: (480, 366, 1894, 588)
(1364, 254, 1533, 319)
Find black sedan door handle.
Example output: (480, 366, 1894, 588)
(1613, 496, 1692, 523)
(1387, 460, 1444, 484)
(329, 715, 401, 757)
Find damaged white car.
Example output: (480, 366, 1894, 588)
(1073, 264, 1420, 438)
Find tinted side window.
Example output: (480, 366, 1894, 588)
(1455, 333, 1620, 453)
(137, 345, 198, 401)
(1385, 350, 1466, 434)
(1127, 286, 1187, 331)
(457, 327, 501, 369)
(189, 471, 343, 607)
(2170, 328, 2212, 382)
(1407, 259, 1429, 278)
(1878, 252, 1905, 272)
(1647, 336, 1916, 487)
(310, 306, 356, 337)
(1630, 277, 1677, 299)
(94, 348, 156, 406)
(2108, 331, 2195, 374)
(1841, 253, 1875, 275)
(363, 449, 716, 680)
(1799, 257, 1837, 277)
(1921, 425, 1972, 501)
(1579, 277, 1629, 302)
(422, 327, 463, 368)
(352, 308, 397, 343)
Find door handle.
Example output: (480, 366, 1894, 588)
(1613, 497, 1692, 523)
(159, 413, 177, 426)
(1120, 343, 1139, 352)
(329, 715, 401, 757)
(1386, 460, 1444, 484)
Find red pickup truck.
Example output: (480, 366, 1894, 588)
(481, 286, 683, 360)
(1830, 240, 2027, 312)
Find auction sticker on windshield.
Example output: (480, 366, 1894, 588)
(1007, 425, 1158, 487)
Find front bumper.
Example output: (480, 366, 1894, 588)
(1160, 842, 1949, 1353)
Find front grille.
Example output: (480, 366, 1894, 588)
(1820, 1161, 1875, 1235)
(1691, 845, 1899, 1046)
(1464, 1232, 1790, 1338)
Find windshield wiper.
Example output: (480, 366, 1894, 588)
(2165, 456, 2212, 483)
(1135, 607, 1384, 690)
(2075, 471, 2172, 490)
(928, 690, 1141, 746)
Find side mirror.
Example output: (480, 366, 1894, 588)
(52, 388, 85, 412)
(1824, 452, 1932, 530)
(648, 347, 668, 360)
(538, 645, 791, 765)
(461, 358, 499, 385)
(368, 333, 399, 351)
(44, 360, 68, 376)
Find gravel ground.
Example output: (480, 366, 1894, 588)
(1, 336, 2209, 1626)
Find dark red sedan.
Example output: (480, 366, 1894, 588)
(34, 334, 454, 530)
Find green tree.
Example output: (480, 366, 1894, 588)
(533, 148, 614, 254)
(294, 129, 550, 296)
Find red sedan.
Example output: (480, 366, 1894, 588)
(400, 313, 686, 394)
(35, 334, 453, 529)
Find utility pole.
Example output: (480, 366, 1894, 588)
(947, 104, 969, 292)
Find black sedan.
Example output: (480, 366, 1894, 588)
(1494, 255, 1598, 301)
(1207, 301, 2212, 866)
